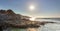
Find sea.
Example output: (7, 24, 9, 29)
(4, 18, 60, 31)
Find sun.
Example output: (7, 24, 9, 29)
(29, 5, 35, 11)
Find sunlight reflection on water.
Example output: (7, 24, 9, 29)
(27, 28, 38, 31)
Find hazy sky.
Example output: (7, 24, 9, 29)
(0, 0, 60, 18)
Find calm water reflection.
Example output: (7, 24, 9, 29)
(27, 28, 38, 31)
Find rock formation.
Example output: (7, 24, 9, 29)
(0, 9, 33, 28)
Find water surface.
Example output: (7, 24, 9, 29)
(4, 19, 60, 31)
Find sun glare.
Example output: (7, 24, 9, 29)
(29, 17, 35, 21)
(29, 5, 35, 11)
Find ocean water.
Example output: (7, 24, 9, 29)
(3, 19, 60, 31)
(41, 23, 60, 31)
(37, 19, 60, 31)
(26, 19, 60, 31)
(11, 23, 60, 31)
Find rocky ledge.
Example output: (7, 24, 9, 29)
(0, 9, 40, 28)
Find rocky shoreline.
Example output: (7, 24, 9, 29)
(0, 9, 41, 31)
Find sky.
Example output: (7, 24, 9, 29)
(0, 0, 60, 18)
